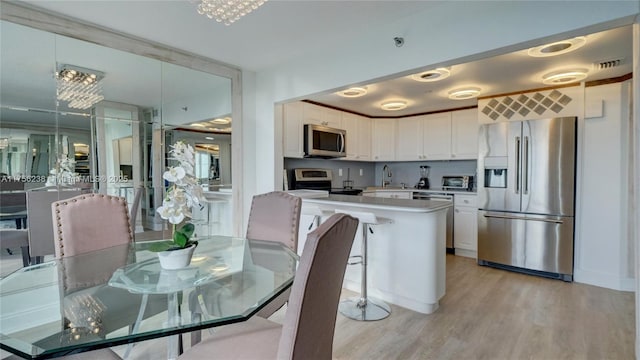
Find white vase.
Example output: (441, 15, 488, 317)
(157, 243, 196, 270)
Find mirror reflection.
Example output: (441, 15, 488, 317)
(0, 20, 233, 240)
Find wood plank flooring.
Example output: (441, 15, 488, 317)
(1, 254, 635, 359)
(332, 255, 635, 359)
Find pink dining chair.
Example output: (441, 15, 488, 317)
(246, 191, 302, 318)
(189, 191, 303, 345)
(51, 193, 133, 257)
(180, 212, 359, 360)
(49, 193, 135, 360)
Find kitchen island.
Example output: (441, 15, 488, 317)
(299, 194, 451, 314)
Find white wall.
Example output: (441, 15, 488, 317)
(576, 81, 632, 290)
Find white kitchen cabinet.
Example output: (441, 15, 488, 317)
(365, 190, 412, 199)
(422, 112, 452, 160)
(341, 112, 371, 161)
(302, 102, 342, 128)
(453, 194, 477, 257)
(451, 108, 479, 159)
(395, 115, 424, 161)
(371, 118, 396, 161)
(283, 101, 304, 158)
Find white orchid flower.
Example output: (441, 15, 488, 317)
(163, 166, 186, 182)
(156, 141, 206, 232)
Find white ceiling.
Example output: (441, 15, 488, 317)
(8, 1, 636, 118)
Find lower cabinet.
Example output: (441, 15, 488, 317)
(364, 191, 412, 199)
(453, 194, 477, 257)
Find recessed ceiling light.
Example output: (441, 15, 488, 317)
(210, 117, 231, 124)
(447, 87, 481, 100)
(542, 68, 588, 85)
(528, 36, 586, 57)
(410, 68, 451, 82)
(205, 136, 214, 140)
(336, 87, 368, 97)
(380, 100, 408, 111)
(190, 123, 206, 127)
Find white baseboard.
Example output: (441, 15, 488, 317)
(573, 269, 635, 292)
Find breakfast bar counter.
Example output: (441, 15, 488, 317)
(297, 194, 451, 314)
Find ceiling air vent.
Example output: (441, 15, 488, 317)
(594, 58, 624, 70)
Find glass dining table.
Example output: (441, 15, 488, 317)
(0, 236, 298, 359)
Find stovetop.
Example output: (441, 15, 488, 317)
(329, 188, 363, 196)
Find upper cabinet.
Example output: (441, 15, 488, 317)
(283, 102, 304, 158)
(282, 101, 478, 161)
(396, 110, 478, 161)
(341, 112, 371, 161)
(302, 102, 342, 128)
(422, 112, 453, 160)
(451, 108, 479, 159)
(371, 118, 396, 161)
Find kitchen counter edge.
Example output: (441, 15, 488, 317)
(302, 194, 452, 213)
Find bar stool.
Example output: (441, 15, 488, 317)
(335, 209, 392, 321)
(302, 205, 332, 230)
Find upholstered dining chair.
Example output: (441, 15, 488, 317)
(51, 193, 133, 257)
(188, 191, 303, 345)
(49, 193, 158, 360)
(246, 191, 302, 318)
(180, 212, 359, 360)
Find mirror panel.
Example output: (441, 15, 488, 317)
(1, 19, 234, 237)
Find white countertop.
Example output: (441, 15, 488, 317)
(303, 194, 451, 213)
(363, 187, 476, 195)
(285, 189, 330, 198)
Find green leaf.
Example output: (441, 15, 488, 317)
(173, 222, 195, 248)
(173, 231, 188, 248)
(147, 240, 176, 252)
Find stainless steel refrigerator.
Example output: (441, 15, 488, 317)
(477, 116, 576, 281)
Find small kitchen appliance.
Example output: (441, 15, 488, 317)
(415, 165, 430, 189)
(441, 175, 474, 191)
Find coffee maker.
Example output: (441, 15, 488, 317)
(415, 165, 430, 189)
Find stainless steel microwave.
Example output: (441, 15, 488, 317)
(303, 124, 346, 158)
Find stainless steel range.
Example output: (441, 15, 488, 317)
(291, 168, 362, 195)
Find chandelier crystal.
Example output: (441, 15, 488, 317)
(196, 0, 268, 25)
(56, 65, 105, 110)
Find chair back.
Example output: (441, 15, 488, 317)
(26, 188, 84, 258)
(246, 191, 301, 251)
(277, 213, 358, 360)
(51, 193, 132, 257)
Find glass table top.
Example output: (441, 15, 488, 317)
(0, 236, 298, 359)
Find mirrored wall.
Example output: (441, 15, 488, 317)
(0, 18, 234, 234)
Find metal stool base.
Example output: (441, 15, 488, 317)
(339, 297, 391, 321)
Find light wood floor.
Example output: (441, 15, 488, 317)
(1, 253, 635, 359)
(332, 255, 635, 359)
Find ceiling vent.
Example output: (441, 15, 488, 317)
(594, 58, 624, 70)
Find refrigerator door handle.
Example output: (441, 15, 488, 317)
(483, 213, 564, 224)
(524, 136, 529, 195)
(515, 136, 521, 194)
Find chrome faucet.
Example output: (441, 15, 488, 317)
(381, 164, 392, 188)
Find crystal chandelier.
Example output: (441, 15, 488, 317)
(196, 0, 268, 25)
(56, 64, 105, 110)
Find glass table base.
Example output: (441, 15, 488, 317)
(339, 297, 391, 321)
